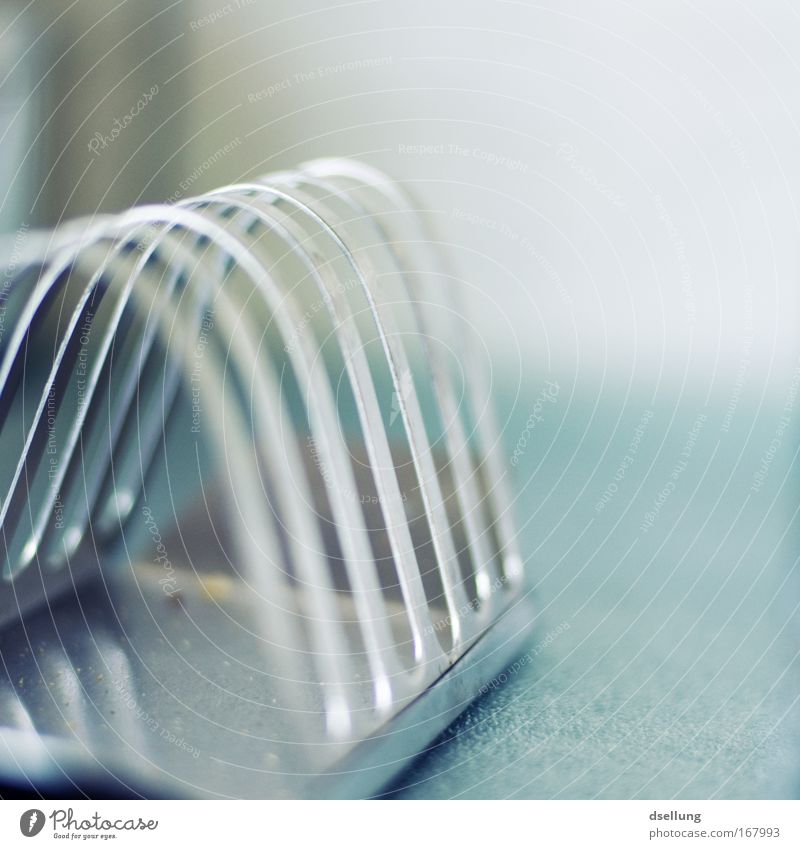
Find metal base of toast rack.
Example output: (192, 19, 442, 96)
(0, 159, 534, 798)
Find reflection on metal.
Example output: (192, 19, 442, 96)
(0, 160, 533, 797)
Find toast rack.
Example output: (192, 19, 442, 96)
(0, 159, 535, 798)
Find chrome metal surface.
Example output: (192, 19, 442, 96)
(0, 159, 532, 797)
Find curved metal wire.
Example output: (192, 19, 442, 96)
(0, 159, 525, 752)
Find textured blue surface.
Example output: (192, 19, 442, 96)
(389, 380, 800, 798)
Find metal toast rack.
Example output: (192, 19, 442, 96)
(0, 159, 535, 798)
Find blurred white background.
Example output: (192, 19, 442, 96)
(3, 0, 799, 389)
